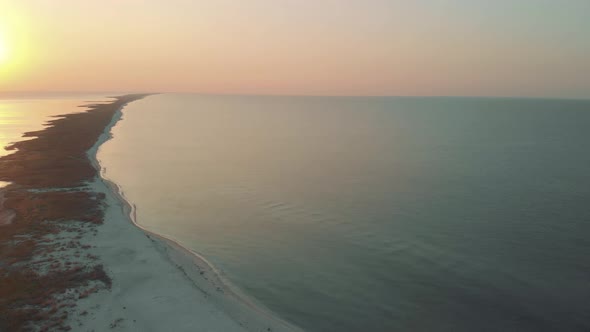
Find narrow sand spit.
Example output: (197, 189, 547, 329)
(0, 95, 150, 331)
(0, 94, 300, 331)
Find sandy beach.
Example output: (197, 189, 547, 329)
(0, 95, 299, 331)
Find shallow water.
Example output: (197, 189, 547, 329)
(99, 94, 590, 331)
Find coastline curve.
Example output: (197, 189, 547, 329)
(88, 96, 302, 332)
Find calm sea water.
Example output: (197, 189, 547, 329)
(98, 94, 590, 331)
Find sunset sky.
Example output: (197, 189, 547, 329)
(0, 0, 589, 98)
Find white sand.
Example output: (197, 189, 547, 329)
(72, 101, 301, 331)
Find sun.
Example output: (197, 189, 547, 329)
(0, 8, 33, 79)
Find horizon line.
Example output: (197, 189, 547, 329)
(0, 90, 589, 101)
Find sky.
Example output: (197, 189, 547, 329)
(0, 0, 589, 98)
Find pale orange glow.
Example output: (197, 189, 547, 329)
(0, 1, 588, 98)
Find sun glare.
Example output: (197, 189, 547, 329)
(0, 36, 8, 63)
(0, 29, 11, 67)
(0, 9, 31, 78)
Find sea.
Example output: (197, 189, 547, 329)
(7, 93, 590, 331)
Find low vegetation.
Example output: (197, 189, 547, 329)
(0, 95, 148, 331)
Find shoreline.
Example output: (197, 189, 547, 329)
(0, 94, 150, 331)
(0, 93, 300, 331)
(91, 97, 301, 331)
(1, 94, 293, 331)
